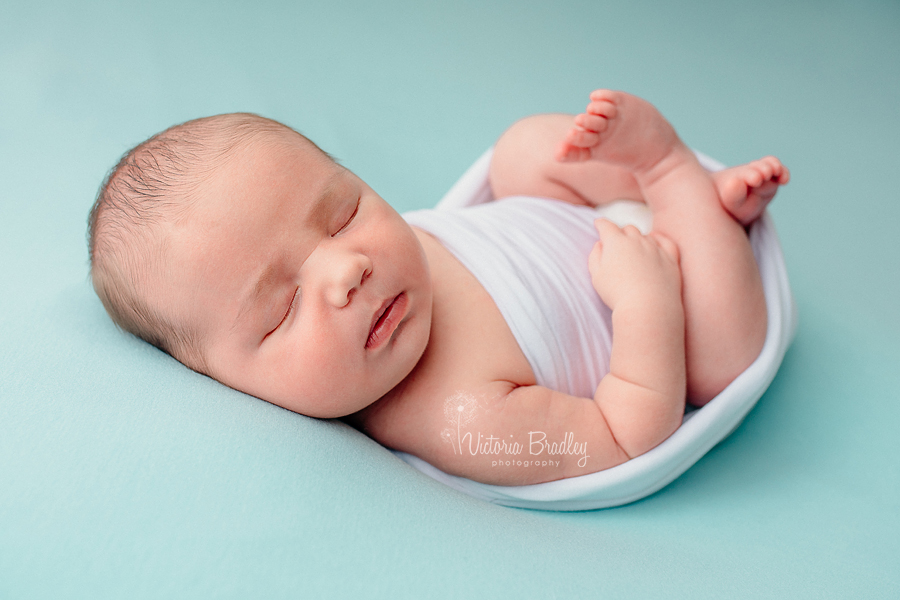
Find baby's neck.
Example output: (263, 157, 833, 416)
(340, 230, 441, 431)
(341, 353, 425, 431)
(341, 225, 535, 441)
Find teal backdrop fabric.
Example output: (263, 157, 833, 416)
(2, 1, 899, 597)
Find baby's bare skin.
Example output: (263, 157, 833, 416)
(492, 115, 789, 227)
(149, 90, 788, 487)
(357, 90, 788, 484)
(493, 90, 788, 403)
(712, 157, 790, 226)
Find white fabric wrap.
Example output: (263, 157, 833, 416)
(393, 149, 797, 511)
(404, 197, 614, 400)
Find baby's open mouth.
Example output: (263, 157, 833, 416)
(366, 293, 408, 349)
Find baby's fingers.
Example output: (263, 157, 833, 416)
(649, 231, 680, 264)
(594, 218, 623, 239)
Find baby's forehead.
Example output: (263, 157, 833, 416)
(162, 140, 348, 344)
(188, 136, 333, 208)
(176, 138, 346, 248)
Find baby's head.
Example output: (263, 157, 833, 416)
(89, 114, 433, 418)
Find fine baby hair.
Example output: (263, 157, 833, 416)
(88, 113, 329, 373)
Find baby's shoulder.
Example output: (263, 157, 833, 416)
(359, 371, 519, 461)
(357, 232, 535, 452)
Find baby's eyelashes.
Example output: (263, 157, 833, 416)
(265, 286, 301, 339)
(280, 287, 301, 325)
(333, 198, 360, 236)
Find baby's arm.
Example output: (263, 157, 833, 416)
(588, 220, 686, 456)
(405, 220, 686, 486)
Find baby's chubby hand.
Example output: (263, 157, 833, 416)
(588, 219, 682, 311)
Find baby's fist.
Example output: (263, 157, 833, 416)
(588, 219, 681, 310)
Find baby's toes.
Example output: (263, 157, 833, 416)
(720, 177, 748, 206)
(745, 168, 764, 188)
(776, 164, 790, 184)
(586, 99, 617, 120)
(756, 160, 775, 181)
(555, 142, 590, 162)
(565, 127, 601, 148)
(765, 156, 791, 181)
(768, 158, 789, 184)
(574, 112, 609, 134)
(589, 89, 618, 103)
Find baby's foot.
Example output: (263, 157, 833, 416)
(713, 157, 790, 226)
(555, 90, 685, 176)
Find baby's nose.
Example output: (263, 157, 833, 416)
(324, 252, 372, 308)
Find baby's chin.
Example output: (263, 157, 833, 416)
(336, 317, 432, 421)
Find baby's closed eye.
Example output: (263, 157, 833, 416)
(332, 197, 360, 236)
(266, 287, 301, 338)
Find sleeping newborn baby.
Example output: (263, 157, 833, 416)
(88, 90, 789, 486)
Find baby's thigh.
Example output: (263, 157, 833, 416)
(491, 114, 641, 206)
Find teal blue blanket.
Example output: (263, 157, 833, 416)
(2, 1, 899, 597)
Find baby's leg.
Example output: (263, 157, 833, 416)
(492, 115, 788, 228)
(491, 114, 643, 206)
(713, 157, 790, 226)
(561, 90, 768, 405)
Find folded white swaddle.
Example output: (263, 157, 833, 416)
(393, 149, 797, 511)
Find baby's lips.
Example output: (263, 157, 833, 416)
(365, 293, 407, 350)
(368, 295, 395, 339)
